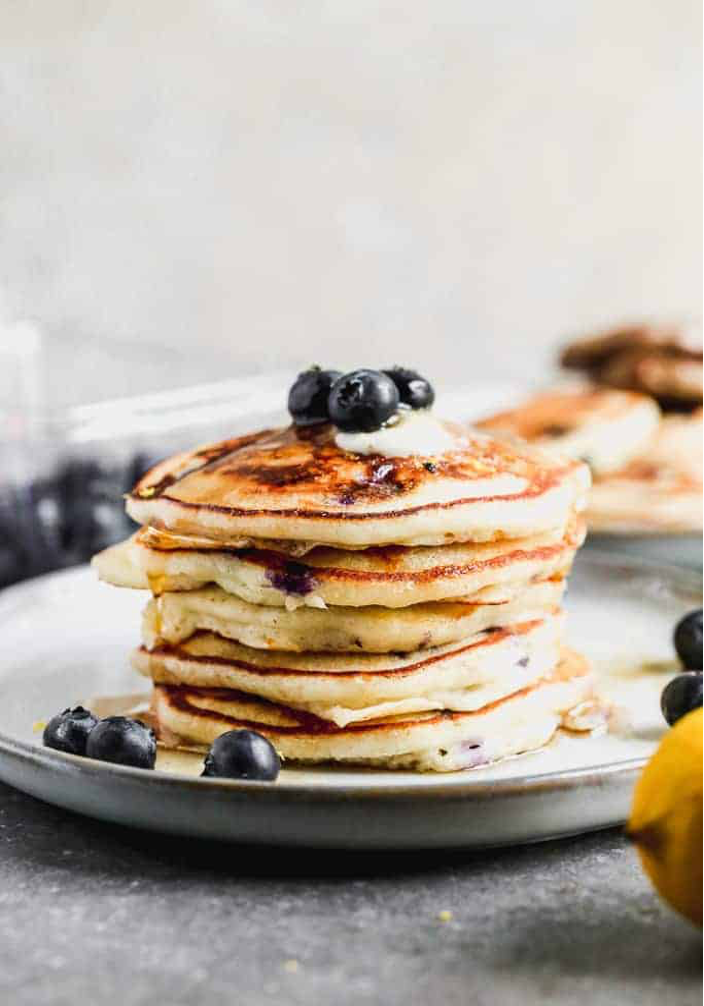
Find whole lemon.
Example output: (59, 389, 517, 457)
(627, 706, 703, 926)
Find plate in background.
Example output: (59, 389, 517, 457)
(584, 533, 702, 571)
(0, 555, 699, 849)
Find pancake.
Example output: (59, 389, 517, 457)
(476, 389, 660, 476)
(125, 422, 590, 548)
(586, 412, 703, 533)
(134, 615, 563, 725)
(560, 320, 702, 410)
(598, 349, 702, 409)
(142, 577, 566, 653)
(561, 320, 702, 371)
(94, 520, 583, 609)
(151, 648, 593, 771)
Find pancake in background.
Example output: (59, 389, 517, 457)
(561, 320, 702, 410)
(125, 423, 590, 548)
(476, 389, 660, 476)
(587, 412, 703, 534)
(151, 648, 592, 772)
(561, 320, 701, 368)
(598, 350, 702, 410)
(94, 520, 583, 609)
(134, 614, 563, 725)
(142, 577, 566, 653)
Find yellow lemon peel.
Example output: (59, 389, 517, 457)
(627, 707, 703, 927)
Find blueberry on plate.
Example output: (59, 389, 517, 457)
(674, 609, 703, 670)
(383, 367, 435, 410)
(661, 672, 703, 727)
(328, 369, 400, 433)
(43, 706, 99, 756)
(85, 716, 157, 769)
(201, 729, 280, 781)
(288, 367, 342, 426)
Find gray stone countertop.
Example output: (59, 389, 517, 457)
(0, 781, 700, 1006)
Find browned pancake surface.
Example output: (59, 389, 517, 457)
(139, 618, 551, 682)
(561, 321, 702, 409)
(477, 389, 646, 441)
(130, 422, 578, 518)
(152, 648, 590, 740)
(136, 520, 582, 584)
(561, 321, 702, 370)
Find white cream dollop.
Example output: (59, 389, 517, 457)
(334, 409, 461, 458)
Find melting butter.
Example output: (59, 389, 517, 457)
(334, 410, 462, 458)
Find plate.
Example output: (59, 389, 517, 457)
(0, 555, 699, 849)
(584, 532, 702, 571)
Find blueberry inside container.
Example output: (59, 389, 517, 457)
(0, 371, 290, 588)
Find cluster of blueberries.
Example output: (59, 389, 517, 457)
(43, 711, 280, 781)
(288, 366, 434, 432)
(0, 452, 159, 590)
(661, 609, 703, 726)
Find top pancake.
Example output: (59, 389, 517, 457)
(126, 422, 589, 548)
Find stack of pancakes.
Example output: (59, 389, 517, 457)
(94, 421, 592, 771)
(479, 320, 702, 536)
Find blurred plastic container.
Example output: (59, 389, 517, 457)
(0, 361, 519, 590)
(0, 350, 292, 587)
(1, 319, 46, 585)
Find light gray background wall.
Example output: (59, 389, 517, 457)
(0, 1, 701, 406)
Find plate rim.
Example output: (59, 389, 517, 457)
(0, 727, 649, 804)
(0, 551, 700, 803)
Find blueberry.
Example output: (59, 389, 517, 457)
(43, 706, 99, 756)
(85, 716, 157, 769)
(0, 542, 23, 588)
(328, 369, 400, 433)
(201, 729, 280, 781)
(0, 502, 27, 586)
(661, 672, 703, 727)
(382, 367, 435, 410)
(288, 367, 343, 426)
(265, 560, 316, 597)
(674, 609, 703, 670)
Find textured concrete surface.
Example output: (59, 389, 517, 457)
(0, 781, 700, 1006)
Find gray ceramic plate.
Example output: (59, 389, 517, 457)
(0, 555, 699, 849)
(584, 532, 702, 571)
